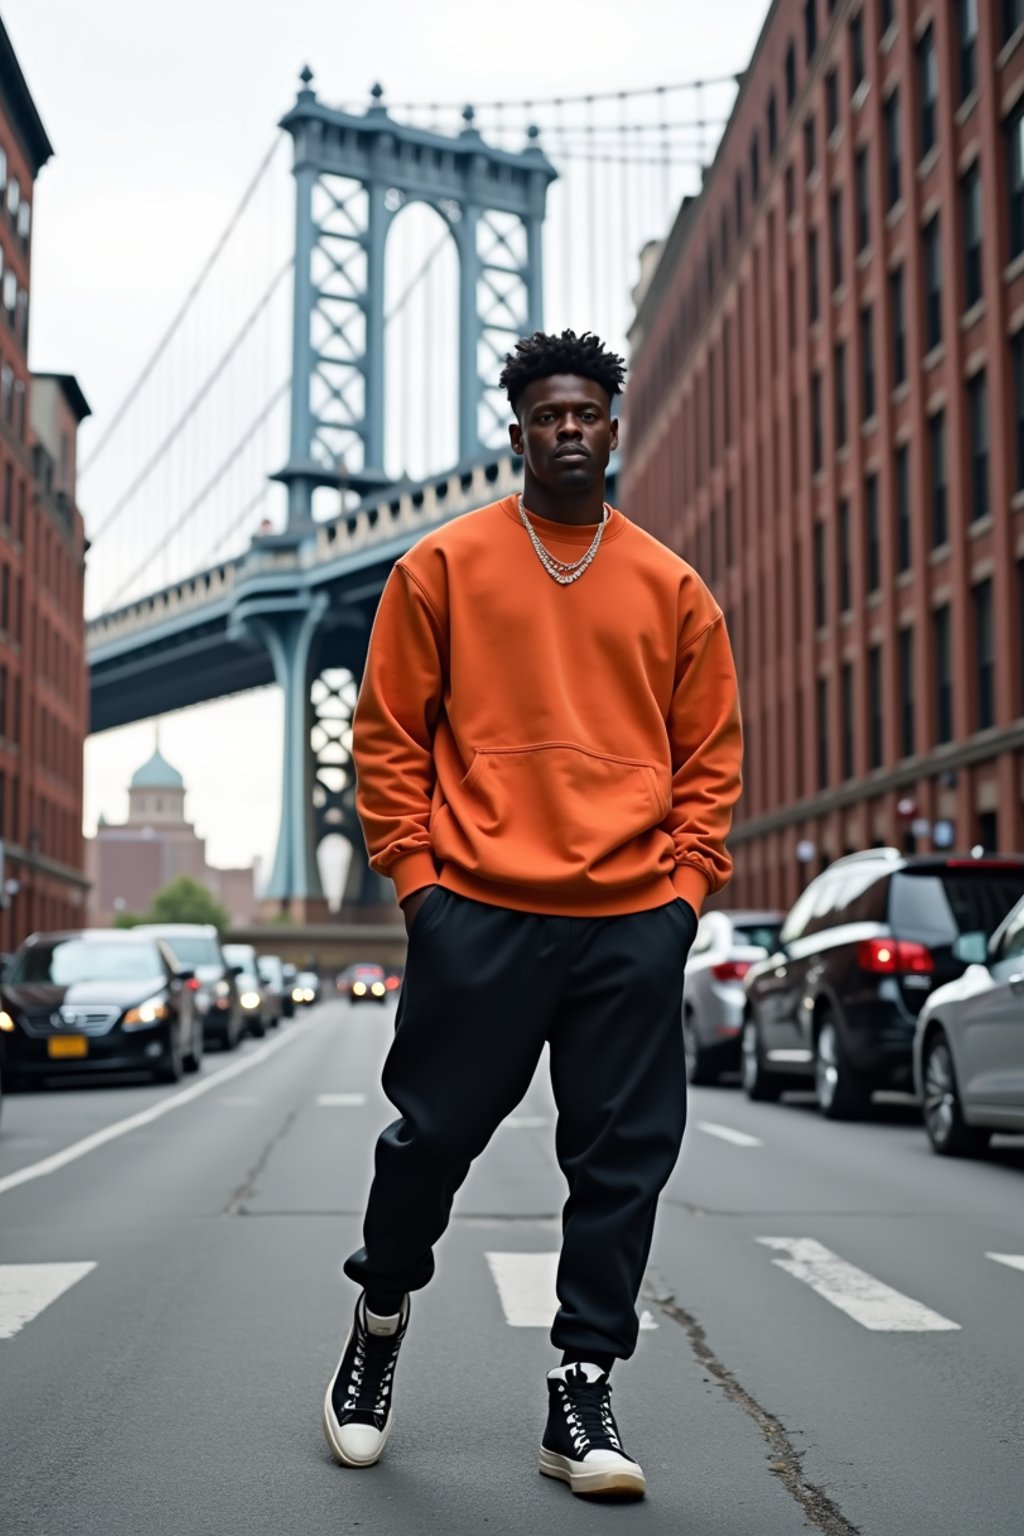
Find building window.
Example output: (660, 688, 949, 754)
(934, 604, 953, 744)
(808, 227, 820, 323)
(929, 410, 948, 547)
(785, 164, 796, 218)
(786, 41, 798, 108)
(890, 265, 907, 386)
(804, 113, 817, 177)
(814, 519, 827, 626)
(973, 577, 994, 730)
(750, 133, 761, 198)
(1007, 100, 1024, 261)
(805, 0, 818, 62)
(961, 161, 983, 310)
(884, 90, 901, 208)
(841, 661, 855, 779)
(923, 215, 942, 351)
(918, 26, 938, 159)
(817, 675, 830, 788)
(834, 340, 848, 448)
(1005, 0, 1024, 44)
(1, 462, 10, 532)
(838, 497, 851, 611)
(899, 625, 915, 755)
(880, 0, 895, 33)
(896, 441, 911, 572)
(830, 189, 844, 288)
(861, 305, 876, 420)
(826, 67, 840, 136)
(735, 168, 744, 232)
(957, 0, 979, 102)
(850, 10, 865, 93)
(855, 146, 870, 250)
(1013, 330, 1024, 490)
(812, 370, 824, 473)
(768, 92, 778, 155)
(1019, 560, 1024, 714)
(868, 644, 883, 769)
(968, 371, 989, 522)
(865, 471, 880, 593)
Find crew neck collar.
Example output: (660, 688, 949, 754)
(500, 494, 625, 546)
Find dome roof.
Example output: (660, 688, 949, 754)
(130, 746, 184, 790)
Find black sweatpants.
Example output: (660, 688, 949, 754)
(344, 887, 697, 1361)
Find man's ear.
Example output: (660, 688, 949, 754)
(609, 417, 620, 452)
(508, 420, 524, 456)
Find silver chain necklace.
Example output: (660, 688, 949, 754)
(517, 496, 610, 586)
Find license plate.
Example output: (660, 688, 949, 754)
(47, 1035, 88, 1059)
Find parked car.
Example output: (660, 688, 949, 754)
(914, 892, 1024, 1156)
(0, 930, 201, 1086)
(256, 954, 287, 1025)
(222, 943, 268, 1037)
(337, 962, 388, 1004)
(293, 970, 321, 1006)
(682, 909, 783, 1084)
(741, 850, 1024, 1120)
(135, 923, 243, 1050)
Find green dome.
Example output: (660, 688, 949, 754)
(130, 747, 184, 790)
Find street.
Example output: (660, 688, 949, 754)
(1, 997, 1022, 1536)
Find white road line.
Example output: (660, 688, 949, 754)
(986, 1253, 1024, 1274)
(485, 1251, 657, 1331)
(0, 1016, 320, 1201)
(316, 1093, 367, 1107)
(695, 1120, 763, 1148)
(0, 1263, 96, 1340)
(503, 1115, 551, 1130)
(757, 1238, 960, 1332)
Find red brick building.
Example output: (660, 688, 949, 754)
(624, 0, 1024, 910)
(0, 20, 90, 948)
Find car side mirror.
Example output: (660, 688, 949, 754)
(952, 931, 989, 966)
(229, 964, 244, 978)
(175, 967, 196, 983)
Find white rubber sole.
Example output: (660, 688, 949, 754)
(321, 1327, 393, 1469)
(539, 1446, 646, 1498)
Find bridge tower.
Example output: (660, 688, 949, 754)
(247, 71, 556, 916)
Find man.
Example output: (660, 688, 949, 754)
(323, 329, 742, 1499)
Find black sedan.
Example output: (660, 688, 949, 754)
(0, 930, 201, 1087)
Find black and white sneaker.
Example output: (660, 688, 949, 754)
(539, 1363, 646, 1498)
(322, 1292, 409, 1467)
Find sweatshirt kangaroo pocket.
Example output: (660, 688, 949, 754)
(432, 742, 672, 892)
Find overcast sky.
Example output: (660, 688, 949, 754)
(8, 0, 770, 886)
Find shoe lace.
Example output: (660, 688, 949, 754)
(341, 1327, 401, 1425)
(558, 1372, 623, 1456)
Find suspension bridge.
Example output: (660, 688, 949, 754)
(83, 66, 739, 916)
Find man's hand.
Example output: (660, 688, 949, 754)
(402, 886, 435, 935)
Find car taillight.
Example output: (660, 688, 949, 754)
(855, 938, 934, 975)
(186, 977, 201, 991)
(385, 976, 400, 990)
(711, 960, 752, 983)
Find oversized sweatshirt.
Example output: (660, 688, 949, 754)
(352, 494, 743, 918)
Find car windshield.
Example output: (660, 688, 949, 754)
(161, 935, 221, 967)
(889, 869, 1024, 946)
(7, 939, 164, 986)
(223, 945, 255, 970)
(732, 923, 782, 952)
(259, 958, 283, 983)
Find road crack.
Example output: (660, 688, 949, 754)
(225, 1105, 301, 1215)
(644, 1279, 860, 1536)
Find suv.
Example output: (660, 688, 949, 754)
(741, 850, 1024, 1119)
(135, 923, 243, 1051)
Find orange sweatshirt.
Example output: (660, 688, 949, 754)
(353, 494, 743, 918)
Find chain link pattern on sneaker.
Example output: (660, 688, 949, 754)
(539, 1363, 646, 1498)
(322, 1293, 409, 1468)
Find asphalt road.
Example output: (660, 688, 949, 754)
(1, 997, 1022, 1536)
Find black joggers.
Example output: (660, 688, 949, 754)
(344, 887, 697, 1361)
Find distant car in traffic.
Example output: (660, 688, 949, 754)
(914, 892, 1024, 1156)
(742, 850, 1024, 1120)
(292, 970, 320, 1006)
(257, 954, 288, 1024)
(282, 962, 298, 1015)
(682, 909, 782, 1084)
(135, 923, 243, 1051)
(338, 962, 389, 1004)
(222, 943, 268, 1036)
(0, 930, 202, 1086)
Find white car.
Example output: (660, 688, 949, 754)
(913, 894, 1024, 1156)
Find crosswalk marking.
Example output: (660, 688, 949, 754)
(485, 1252, 657, 1331)
(986, 1253, 1024, 1274)
(0, 1263, 97, 1340)
(695, 1120, 763, 1148)
(315, 1093, 367, 1107)
(757, 1238, 960, 1332)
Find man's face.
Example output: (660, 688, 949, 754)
(509, 374, 618, 492)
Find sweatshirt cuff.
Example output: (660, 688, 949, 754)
(391, 850, 440, 905)
(672, 864, 710, 916)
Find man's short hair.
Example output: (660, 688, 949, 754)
(499, 329, 627, 415)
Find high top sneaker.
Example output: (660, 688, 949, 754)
(322, 1292, 409, 1467)
(539, 1362, 646, 1498)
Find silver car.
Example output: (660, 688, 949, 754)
(914, 893, 1024, 1156)
(683, 909, 783, 1084)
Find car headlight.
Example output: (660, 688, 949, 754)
(0, 1010, 15, 1032)
(123, 996, 169, 1029)
(370, 982, 386, 997)
(292, 988, 304, 1002)
(303, 989, 314, 1002)
(352, 982, 367, 996)
(215, 980, 231, 999)
(240, 990, 261, 1009)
